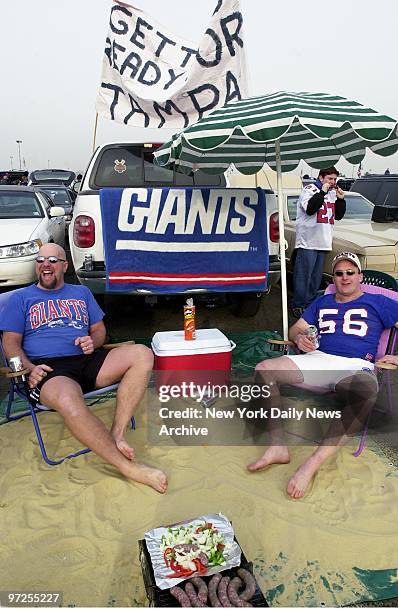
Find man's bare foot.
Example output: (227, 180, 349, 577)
(247, 446, 290, 472)
(125, 462, 168, 494)
(286, 456, 320, 499)
(114, 437, 135, 461)
(111, 428, 135, 460)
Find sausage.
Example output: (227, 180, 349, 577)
(174, 543, 199, 553)
(190, 576, 208, 606)
(237, 568, 257, 601)
(208, 573, 222, 607)
(170, 586, 192, 607)
(227, 577, 253, 607)
(218, 576, 232, 607)
(198, 552, 209, 567)
(185, 582, 206, 607)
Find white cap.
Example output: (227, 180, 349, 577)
(332, 251, 362, 273)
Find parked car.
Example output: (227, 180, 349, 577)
(37, 184, 77, 224)
(29, 169, 76, 187)
(0, 186, 66, 287)
(345, 175, 398, 224)
(69, 142, 281, 316)
(283, 189, 398, 280)
(0, 170, 29, 185)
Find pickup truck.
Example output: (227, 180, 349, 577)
(69, 142, 281, 316)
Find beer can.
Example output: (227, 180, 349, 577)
(304, 325, 319, 349)
(184, 300, 196, 341)
(9, 356, 24, 372)
(84, 255, 94, 272)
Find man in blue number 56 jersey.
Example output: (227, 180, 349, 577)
(250, 252, 398, 498)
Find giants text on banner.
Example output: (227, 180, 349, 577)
(96, 0, 247, 129)
(99, 187, 269, 293)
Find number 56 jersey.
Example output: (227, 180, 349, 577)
(295, 184, 336, 250)
(303, 293, 398, 362)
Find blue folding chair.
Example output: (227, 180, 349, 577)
(0, 289, 135, 466)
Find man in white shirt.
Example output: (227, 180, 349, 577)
(291, 167, 346, 318)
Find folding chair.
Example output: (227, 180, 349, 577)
(362, 269, 398, 291)
(0, 289, 135, 466)
(269, 271, 398, 456)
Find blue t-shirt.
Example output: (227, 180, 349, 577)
(303, 292, 398, 362)
(0, 283, 105, 360)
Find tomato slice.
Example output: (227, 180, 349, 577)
(193, 558, 207, 574)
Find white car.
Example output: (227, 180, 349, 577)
(0, 186, 66, 287)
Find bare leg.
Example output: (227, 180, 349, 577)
(247, 356, 304, 471)
(40, 376, 167, 493)
(287, 372, 378, 499)
(95, 344, 154, 460)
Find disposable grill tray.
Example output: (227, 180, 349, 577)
(139, 538, 268, 607)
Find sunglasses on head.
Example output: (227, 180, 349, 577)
(35, 256, 66, 264)
(333, 269, 357, 277)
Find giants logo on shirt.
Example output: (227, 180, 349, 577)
(29, 299, 89, 329)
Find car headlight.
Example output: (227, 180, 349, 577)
(0, 239, 42, 259)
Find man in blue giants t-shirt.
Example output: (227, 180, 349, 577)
(249, 251, 398, 499)
(1, 243, 167, 494)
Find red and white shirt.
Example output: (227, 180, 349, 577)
(295, 183, 337, 250)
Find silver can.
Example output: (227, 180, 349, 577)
(84, 255, 94, 272)
(304, 325, 319, 349)
(9, 356, 24, 372)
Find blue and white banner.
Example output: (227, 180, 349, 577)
(100, 187, 269, 293)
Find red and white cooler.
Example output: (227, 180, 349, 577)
(151, 328, 236, 388)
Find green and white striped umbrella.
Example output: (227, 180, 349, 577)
(155, 91, 398, 174)
(155, 91, 398, 339)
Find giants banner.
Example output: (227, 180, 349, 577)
(100, 187, 269, 293)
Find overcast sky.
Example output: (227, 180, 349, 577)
(2, 0, 397, 176)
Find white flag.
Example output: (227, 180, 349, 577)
(96, 0, 248, 129)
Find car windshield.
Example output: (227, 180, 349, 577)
(31, 170, 74, 182)
(93, 145, 225, 188)
(343, 194, 374, 219)
(0, 192, 44, 218)
(40, 187, 70, 206)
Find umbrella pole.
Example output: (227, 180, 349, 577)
(275, 140, 289, 340)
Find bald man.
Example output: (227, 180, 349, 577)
(1, 243, 167, 493)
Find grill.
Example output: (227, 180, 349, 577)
(139, 538, 268, 607)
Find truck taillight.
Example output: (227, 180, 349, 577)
(269, 212, 279, 242)
(73, 215, 95, 248)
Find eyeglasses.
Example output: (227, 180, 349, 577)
(334, 269, 356, 277)
(35, 256, 66, 264)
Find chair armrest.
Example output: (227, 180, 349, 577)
(0, 366, 30, 379)
(267, 338, 295, 355)
(268, 339, 294, 348)
(103, 340, 136, 349)
(375, 360, 398, 370)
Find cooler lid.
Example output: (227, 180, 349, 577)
(151, 328, 230, 354)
